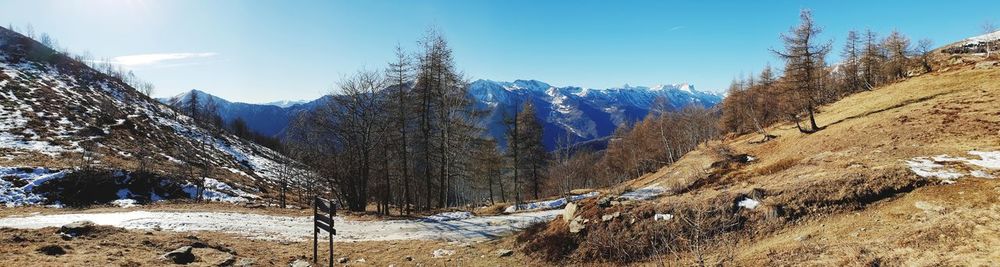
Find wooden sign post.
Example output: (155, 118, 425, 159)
(313, 196, 336, 266)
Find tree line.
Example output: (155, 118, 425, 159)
(719, 10, 939, 140)
(284, 29, 549, 213)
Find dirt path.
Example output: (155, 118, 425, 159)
(0, 209, 560, 242)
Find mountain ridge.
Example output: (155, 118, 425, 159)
(164, 79, 723, 150)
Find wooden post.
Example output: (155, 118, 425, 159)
(313, 196, 318, 264)
(328, 198, 334, 267)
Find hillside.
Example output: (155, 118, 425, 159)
(0, 27, 301, 207)
(514, 39, 1000, 265)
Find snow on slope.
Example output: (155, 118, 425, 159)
(964, 30, 1000, 45)
(0, 26, 301, 204)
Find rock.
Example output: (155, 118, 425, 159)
(496, 249, 514, 257)
(597, 197, 612, 208)
(355, 258, 366, 263)
(59, 221, 95, 237)
(217, 253, 236, 266)
(601, 212, 621, 222)
(190, 241, 208, 248)
(235, 258, 256, 267)
(37, 245, 66, 256)
(432, 248, 455, 258)
(653, 213, 673, 221)
(795, 234, 811, 242)
(290, 258, 312, 267)
(161, 246, 196, 264)
(975, 61, 998, 69)
(562, 202, 577, 223)
(405, 255, 414, 261)
(569, 218, 586, 233)
(337, 257, 349, 263)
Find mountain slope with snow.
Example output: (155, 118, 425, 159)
(0, 26, 300, 206)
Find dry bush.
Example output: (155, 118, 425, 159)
(517, 218, 581, 262)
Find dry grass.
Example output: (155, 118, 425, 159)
(515, 66, 1000, 265)
(0, 225, 543, 267)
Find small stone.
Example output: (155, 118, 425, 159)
(337, 257, 349, 263)
(235, 258, 256, 267)
(161, 246, 195, 264)
(432, 248, 455, 258)
(496, 249, 514, 257)
(405, 256, 414, 261)
(601, 212, 621, 222)
(290, 258, 312, 267)
(59, 221, 95, 237)
(795, 234, 811, 242)
(355, 258, 366, 263)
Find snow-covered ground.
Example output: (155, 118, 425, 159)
(504, 191, 600, 213)
(906, 151, 999, 182)
(0, 209, 561, 242)
(619, 184, 667, 201)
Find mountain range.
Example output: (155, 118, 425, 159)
(162, 80, 723, 150)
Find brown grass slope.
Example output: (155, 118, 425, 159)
(516, 65, 1000, 265)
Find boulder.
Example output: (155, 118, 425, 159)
(58, 221, 95, 237)
(161, 246, 196, 264)
(597, 197, 612, 208)
(569, 218, 586, 233)
(562, 202, 577, 223)
(601, 212, 621, 222)
(496, 249, 514, 257)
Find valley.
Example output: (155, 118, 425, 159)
(2, 2, 1000, 266)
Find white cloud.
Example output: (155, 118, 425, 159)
(106, 52, 218, 67)
(669, 26, 686, 32)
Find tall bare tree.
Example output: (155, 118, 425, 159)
(772, 9, 831, 133)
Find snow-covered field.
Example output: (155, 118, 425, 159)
(0, 209, 561, 242)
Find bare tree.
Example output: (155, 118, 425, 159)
(772, 9, 832, 133)
(984, 21, 997, 58)
(915, 38, 935, 73)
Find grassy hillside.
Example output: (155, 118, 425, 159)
(516, 61, 1000, 265)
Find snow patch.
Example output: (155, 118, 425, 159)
(0, 167, 68, 207)
(424, 211, 474, 222)
(737, 198, 760, 209)
(619, 185, 667, 201)
(906, 151, 999, 182)
(504, 191, 600, 213)
(111, 199, 138, 208)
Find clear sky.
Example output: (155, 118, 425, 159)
(1, 0, 997, 103)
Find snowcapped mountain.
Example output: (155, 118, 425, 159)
(167, 79, 722, 152)
(469, 79, 723, 150)
(159, 90, 331, 137)
(0, 26, 300, 206)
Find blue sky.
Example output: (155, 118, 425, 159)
(1, 0, 997, 103)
